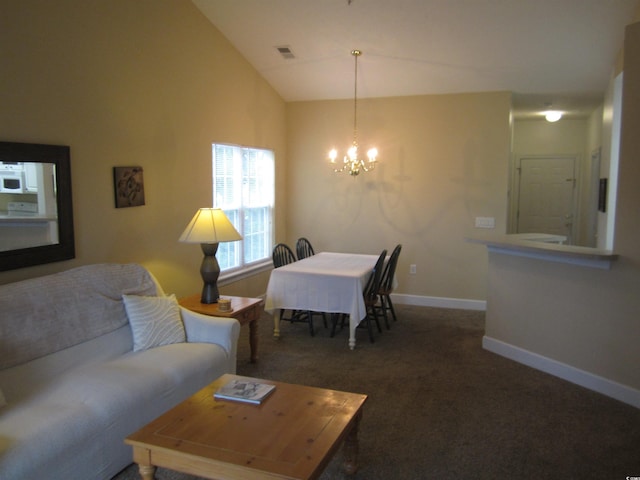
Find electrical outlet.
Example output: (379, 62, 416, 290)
(409, 264, 417, 274)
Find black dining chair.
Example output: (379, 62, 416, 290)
(272, 243, 300, 328)
(331, 249, 387, 343)
(272, 243, 296, 268)
(361, 249, 387, 342)
(271, 243, 325, 336)
(296, 237, 315, 260)
(378, 244, 402, 329)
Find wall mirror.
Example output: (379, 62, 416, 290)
(0, 141, 75, 271)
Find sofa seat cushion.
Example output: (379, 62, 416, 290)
(0, 342, 229, 480)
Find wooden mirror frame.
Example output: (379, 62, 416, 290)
(0, 141, 75, 271)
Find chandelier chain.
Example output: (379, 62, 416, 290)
(353, 50, 359, 145)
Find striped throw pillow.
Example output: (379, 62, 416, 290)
(123, 294, 186, 352)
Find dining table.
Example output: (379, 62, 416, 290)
(264, 251, 381, 350)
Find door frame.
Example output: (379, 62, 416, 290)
(508, 153, 581, 244)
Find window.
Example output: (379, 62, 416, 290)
(212, 144, 274, 275)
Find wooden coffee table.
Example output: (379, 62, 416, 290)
(125, 374, 367, 480)
(179, 295, 263, 363)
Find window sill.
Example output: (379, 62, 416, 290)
(218, 261, 273, 286)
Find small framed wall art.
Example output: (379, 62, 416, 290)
(113, 166, 145, 208)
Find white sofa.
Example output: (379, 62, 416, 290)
(0, 263, 240, 480)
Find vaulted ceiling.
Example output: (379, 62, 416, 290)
(193, 0, 638, 118)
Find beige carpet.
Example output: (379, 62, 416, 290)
(114, 305, 640, 479)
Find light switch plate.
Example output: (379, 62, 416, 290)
(475, 217, 495, 228)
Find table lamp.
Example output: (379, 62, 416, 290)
(179, 208, 242, 304)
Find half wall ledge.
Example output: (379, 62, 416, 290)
(466, 235, 618, 270)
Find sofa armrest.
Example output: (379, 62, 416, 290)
(180, 307, 241, 374)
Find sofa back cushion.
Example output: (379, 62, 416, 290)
(0, 263, 157, 370)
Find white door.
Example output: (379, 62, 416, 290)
(516, 156, 577, 242)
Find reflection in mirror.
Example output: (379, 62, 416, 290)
(0, 162, 59, 251)
(0, 142, 75, 271)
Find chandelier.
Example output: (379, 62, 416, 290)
(328, 49, 378, 176)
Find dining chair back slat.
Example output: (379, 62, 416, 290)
(360, 249, 387, 342)
(272, 243, 296, 268)
(296, 237, 315, 260)
(364, 249, 387, 304)
(378, 244, 402, 327)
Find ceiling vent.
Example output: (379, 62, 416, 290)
(276, 46, 295, 59)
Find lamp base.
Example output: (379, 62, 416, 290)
(200, 243, 220, 304)
(201, 284, 219, 304)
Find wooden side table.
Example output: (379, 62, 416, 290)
(178, 295, 263, 363)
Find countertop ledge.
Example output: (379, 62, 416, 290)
(0, 214, 56, 222)
(466, 235, 618, 270)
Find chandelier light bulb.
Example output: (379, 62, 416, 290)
(348, 144, 358, 160)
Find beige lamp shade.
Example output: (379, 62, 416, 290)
(179, 208, 242, 244)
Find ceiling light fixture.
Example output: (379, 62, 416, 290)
(545, 110, 563, 122)
(542, 102, 562, 122)
(328, 49, 378, 176)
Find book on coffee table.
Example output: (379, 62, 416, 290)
(214, 379, 275, 404)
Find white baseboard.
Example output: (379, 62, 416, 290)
(391, 293, 486, 311)
(483, 336, 640, 410)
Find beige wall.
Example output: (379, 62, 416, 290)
(484, 21, 640, 403)
(0, 0, 286, 298)
(513, 118, 590, 155)
(286, 92, 512, 302)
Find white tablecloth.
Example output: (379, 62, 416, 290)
(265, 252, 379, 349)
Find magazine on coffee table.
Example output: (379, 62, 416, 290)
(214, 379, 276, 404)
